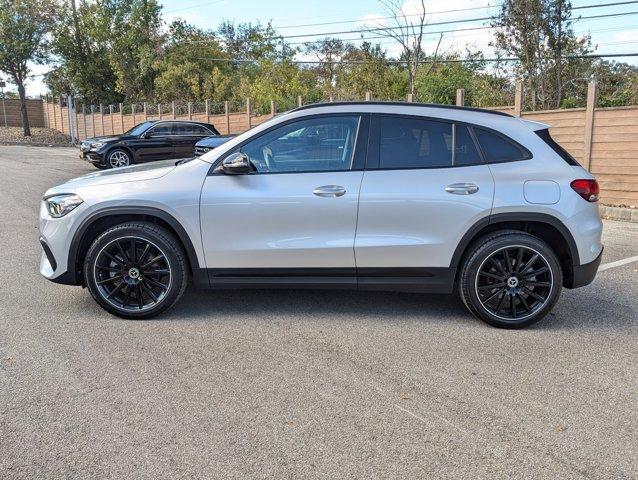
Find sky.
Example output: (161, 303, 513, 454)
(10, 0, 638, 97)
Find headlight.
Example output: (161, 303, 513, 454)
(90, 142, 105, 149)
(44, 194, 83, 218)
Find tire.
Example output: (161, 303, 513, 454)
(458, 231, 562, 329)
(107, 148, 131, 168)
(83, 222, 188, 319)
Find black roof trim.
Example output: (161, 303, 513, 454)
(292, 101, 514, 118)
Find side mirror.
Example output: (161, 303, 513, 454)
(142, 132, 152, 139)
(222, 152, 252, 175)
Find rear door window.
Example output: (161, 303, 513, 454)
(378, 116, 452, 169)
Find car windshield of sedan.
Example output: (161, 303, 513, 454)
(124, 121, 155, 136)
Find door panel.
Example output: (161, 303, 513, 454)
(200, 171, 363, 269)
(355, 114, 494, 269)
(199, 114, 367, 273)
(355, 166, 494, 268)
(135, 123, 175, 161)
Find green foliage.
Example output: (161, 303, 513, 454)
(337, 43, 407, 100)
(0, 0, 55, 135)
(41, 4, 638, 112)
(238, 59, 322, 114)
(109, 0, 164, 100)
(47, 0, 121, 103)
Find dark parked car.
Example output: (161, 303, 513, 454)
(194, 134, 236, 156)
(79, 120, 220, 169)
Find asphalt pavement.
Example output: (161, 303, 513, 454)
(1, 145, 636, 479)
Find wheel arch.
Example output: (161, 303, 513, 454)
(451, 213, 580, 288)
(66, 207, 204, 287)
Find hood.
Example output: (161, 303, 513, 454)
(82, 135, 136, 143)
(196, 135, 236, 147)
(46, 159, 177, 194)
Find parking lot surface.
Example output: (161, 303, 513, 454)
(1, 145, 637, 479)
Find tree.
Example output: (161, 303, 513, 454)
(304, 38, 347, 99)
(338, 42, 406, 100)
(372, 0, 443, 97)
(0, 0, 54, 136)
(48, 0, 121, 103)
(154, 20, 232, 102)
(109, 0, 164, 100)
(491, 0, 589, 110)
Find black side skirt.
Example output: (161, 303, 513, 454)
(198, 267, 456, 294)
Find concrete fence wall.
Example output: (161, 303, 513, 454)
(0, 98, 46, 127)
(16, 93, 638, 208)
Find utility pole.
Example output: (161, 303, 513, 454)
(0, 80, 7, 127)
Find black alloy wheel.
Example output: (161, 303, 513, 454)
(84, 223, 188, 319)
(93, 236, 171, 312)
(475, 245, 553, 321)
(459, 231, 562, 328)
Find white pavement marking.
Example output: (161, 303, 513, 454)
(394, 403, 470, 437)
(598, 255, 638, 272)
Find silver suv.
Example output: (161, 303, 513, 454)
(39, 102, 603, 328)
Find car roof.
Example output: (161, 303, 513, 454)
(149, 119, 216, 128)
(293, 101, 513, 118)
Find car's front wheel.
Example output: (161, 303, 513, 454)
(107, 148, 131, 168)
(459, 231, 562, 328)
(84, 222, 188, 319)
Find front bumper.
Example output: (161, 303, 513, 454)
(79, 148, 106, 165)
(568, 248, 603, 289)
(39, 201, 86, 286)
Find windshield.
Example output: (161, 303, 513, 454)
(124, 121, 154, 136)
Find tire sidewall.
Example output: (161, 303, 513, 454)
(83, 224, 187, 319)
(460, 233, 563, 328)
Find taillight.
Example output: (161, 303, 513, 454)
(570, 179, 599, 202)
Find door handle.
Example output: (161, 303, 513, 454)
(445, 183, 479, 195)
(313, 185, 346, 197)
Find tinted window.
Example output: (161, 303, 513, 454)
(149, 123, 172, 136)
(191, 125, 211, 135)
(474, 128, 530, 162)
(240, 116, 359, 173)
(454, 124, 482, 166)
(379, 116, 452, 169)
(125, 121, 154, 136)
(535, 128, 579, 165)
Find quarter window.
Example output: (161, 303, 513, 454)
(239, 116, 359, 173)
(474, 127, 531, 162)
(379, 116, 453, 169)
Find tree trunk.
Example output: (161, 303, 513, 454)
(17, 80, 31, 137)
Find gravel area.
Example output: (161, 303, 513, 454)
(0, 127, 71, 146)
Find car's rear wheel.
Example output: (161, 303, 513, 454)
(107, 148, 131, 168)
(84, 222, 188, 319)
(459, 231, 562, 328)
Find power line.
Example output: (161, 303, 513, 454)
(187, 9, 638, 45)
(263, 10, 638, 41)
(272, 0, 638, 31)
(293, 21, 638, 48)
(193, 52, 638, 64)
(275, 3, 499, 30)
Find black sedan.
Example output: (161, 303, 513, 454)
(79, 120, 220, 169)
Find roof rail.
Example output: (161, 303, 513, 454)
(292, 101, 514, 118)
